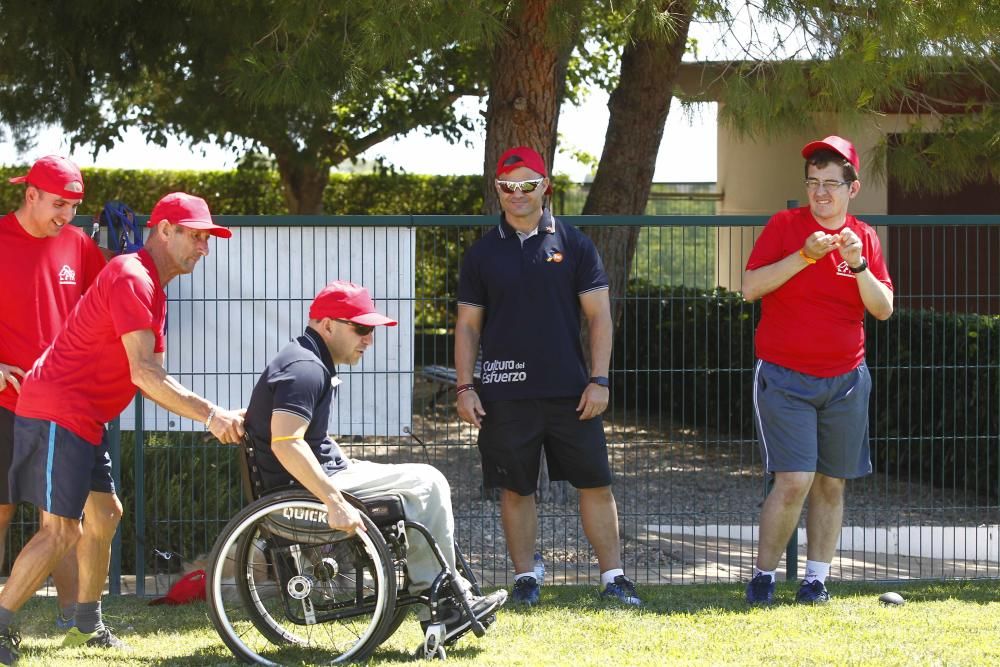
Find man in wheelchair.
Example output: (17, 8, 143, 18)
(240, 280, 507, 650)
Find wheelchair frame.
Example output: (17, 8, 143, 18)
(205, 438, 491, 664)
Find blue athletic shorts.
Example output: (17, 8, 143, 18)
(477, 397, 612, 495)
(752, 360, 872, 479)
(9, 416, 115, 519)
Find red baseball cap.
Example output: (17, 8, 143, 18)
(8, 155, 85, 200)
(496, 146, 548, 178)
(149, 569, 206, 606)
(146, 192, 232, 238)
(309, 280, 398, 327)
(801, 135, 860, 171)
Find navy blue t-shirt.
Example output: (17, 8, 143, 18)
(457, 210, 609, 401)
(244, 327, 349, 490)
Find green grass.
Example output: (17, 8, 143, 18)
(9, 581, 1000, 665)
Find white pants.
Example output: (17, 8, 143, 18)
(332, 460, 467, 595)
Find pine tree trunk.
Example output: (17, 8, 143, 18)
(275, 153, 329, 214)
(481, 0, 569, 215)
(583, 3, 693, 323)
(481, 0, 583, 503)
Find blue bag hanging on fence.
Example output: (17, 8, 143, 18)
(98, 201, 143, 255)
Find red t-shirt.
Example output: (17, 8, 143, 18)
(16, 249, 167, 444)
(0, 212, 107, 412)
(745, 207, 893, 377)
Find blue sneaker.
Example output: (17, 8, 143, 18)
(745, 572, 775, 605)
(600, 575, 642, 606)
(511, 576, 540, 606)
(795, 579, 831, 604)
(55, 613, 75, 630)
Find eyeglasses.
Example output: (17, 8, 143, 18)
(804, 178, 852, 191)
(496, 178, 544, 194)
(336, 319, 375, 336)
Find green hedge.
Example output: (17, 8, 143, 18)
(0, 166, 487, 216)
(613, 280, 1000, 500)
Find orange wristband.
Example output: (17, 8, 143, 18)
(798, 249, 817, 265)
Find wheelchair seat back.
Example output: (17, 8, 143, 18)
(239, 435, 405, 531)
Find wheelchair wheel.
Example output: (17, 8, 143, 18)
(207, 490, 397, 665)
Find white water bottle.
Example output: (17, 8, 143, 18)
(533, 552, 545, 584)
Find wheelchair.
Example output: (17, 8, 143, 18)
(206, 438, 495, 664)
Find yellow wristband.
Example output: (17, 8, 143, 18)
(798, 249, 817, 265)
(271, 435, 302, 443)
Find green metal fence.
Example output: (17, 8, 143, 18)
(6, 212, 999, 595)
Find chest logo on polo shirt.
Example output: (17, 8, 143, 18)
(835, 261, 857, 278)
(57, 265, 77, 285)
(481, 359, 527, 385)
(546, 249, 564, 263)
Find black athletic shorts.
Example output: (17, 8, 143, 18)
(476, 397, 612, 495)
(9, 416, 115, 519)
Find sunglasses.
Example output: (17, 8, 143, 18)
(336, 319, 375, 336)
(496, 178, 544, 194)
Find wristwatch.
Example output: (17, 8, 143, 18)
(849, 258, 868, 274)
(589, 376, 609, 387)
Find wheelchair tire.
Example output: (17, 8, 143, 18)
(207, 490, 397, 665)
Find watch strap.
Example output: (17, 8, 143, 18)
(849, 258, 868, 274)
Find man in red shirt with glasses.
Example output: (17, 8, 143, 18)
(456, 146, 640, 607)
(742, 136, 893, 606)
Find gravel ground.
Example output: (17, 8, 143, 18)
(338, 397, 998, 586)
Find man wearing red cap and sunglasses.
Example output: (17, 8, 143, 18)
(742, 136, 893, 606)
(0, 156, 107, 632)
(242, 280, 506, 644)
(0, 192, 244, 664)
(456, 146, 640, 607)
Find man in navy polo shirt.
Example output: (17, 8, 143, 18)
(243, 280, 506, 644)
(455, 146, 640, 607)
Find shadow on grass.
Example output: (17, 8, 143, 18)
(496, 580, 1000, 617)
(371, 643, 487, 663)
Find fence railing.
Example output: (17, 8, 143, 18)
(7, 213, 999, 595)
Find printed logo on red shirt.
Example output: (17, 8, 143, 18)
(835, 261, 857, 278)
(58, 265, 77, 285)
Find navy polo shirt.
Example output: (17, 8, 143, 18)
(457, 209, 609, 402)
(244, 326, 349, 490)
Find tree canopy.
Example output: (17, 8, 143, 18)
(0, 0, 995, 213)
(676, 1, 1000, 193)
(0, 0, 502, 212)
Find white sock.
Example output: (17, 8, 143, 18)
(514, 571, 537, 583)
(804, 560, 830, 584)
(754, 568, 776, 583)
(601, 568, 624, 587)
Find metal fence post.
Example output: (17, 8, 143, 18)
(781, 198, 800, 582)
(133, 394, 145, 596)
(108, 417, 122, 595)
